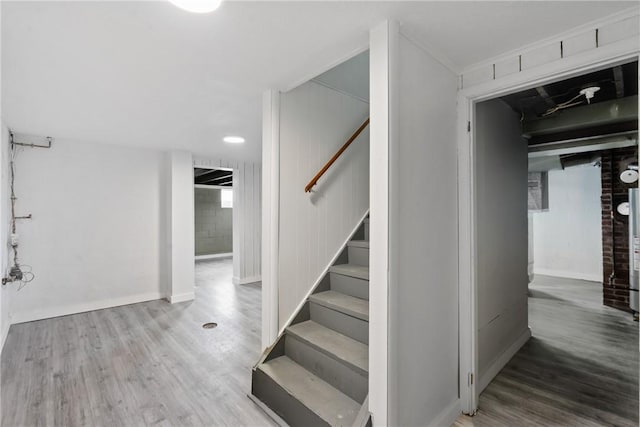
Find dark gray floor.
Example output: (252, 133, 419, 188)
(456, 275, 639, 427)
(1, 258, 276, 427)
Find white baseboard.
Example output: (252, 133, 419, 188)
(478, 327, 531, 393)
(12, 292, 164, 324)
(195, 252, 232, 261)
(428, 398, 461, 427)
(167, 292, 195, 304)
(533, 268, 601, 283)
(233, 275, 261, 285)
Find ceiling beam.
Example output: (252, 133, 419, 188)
(523, 95, 638, 138)
(535, 86, 556, 108)
(194, 168, 221, 178)
(529, 131, 638, 158)
(613, 66, 625, 99)
(200, 173, 233, 185)
(194, 169, 231, 182)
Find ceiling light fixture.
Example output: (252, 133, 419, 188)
(223, 136, 245, 144)
(168, 0, 222, 14)
(579, 86, 600, 104)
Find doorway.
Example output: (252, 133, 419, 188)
(463, 60, 639, 424)
(194, 167, 233, 261)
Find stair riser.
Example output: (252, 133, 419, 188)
(347, 246, 369, 267)
(310, 303, 369, 344)
(252, 368, 329, 427)
(285, 335, 367, 403)
(330, 273, 369, 300)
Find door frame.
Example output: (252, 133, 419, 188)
(457, 38, 639, 414)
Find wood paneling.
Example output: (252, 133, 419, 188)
(278, 81, 369, 329)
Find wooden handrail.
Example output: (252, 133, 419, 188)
(304, 117, 370, 193)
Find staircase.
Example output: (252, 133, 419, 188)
(251, 216, 370, 427)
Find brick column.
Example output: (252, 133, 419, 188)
(601, 146, 637, 312)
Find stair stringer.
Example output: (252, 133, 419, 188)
(251, 209, 370, 426)
(279, 208, 370, 338)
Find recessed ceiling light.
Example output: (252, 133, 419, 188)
(168, 0, 222, 14)
(223, 136, 245, 144)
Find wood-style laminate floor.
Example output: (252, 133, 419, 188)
(1, 258, 276, 427)
(455, 275, 639, 427)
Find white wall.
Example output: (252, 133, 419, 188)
(10, 140, 168, 323)
(169, 150, 194, 303)
(532, 165, 603, 282)
(475, 99, 529, 392)
(193, 158, 261, 285)
(386, 33, 459, 427)
(278, 80, 369, 329)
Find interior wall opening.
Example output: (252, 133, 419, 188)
(194, 167, 233, 261)
(471, 60, 639, 424)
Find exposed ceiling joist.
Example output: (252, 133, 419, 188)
(523, 95, 638, 138)
(201, 173, 233, 185)
(195, 168, 220, 178)
(528, 131, 638, 158)
(535, 86, 556, 108)
(613, 65, 625, 99)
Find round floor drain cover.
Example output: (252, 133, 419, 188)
(202, 322, 218, 329)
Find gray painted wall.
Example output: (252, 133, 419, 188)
(387, 35, 459, 426)
(194, 188, 232, 256)
(313, 50, 369, 102)
(475, 98, 529, 390)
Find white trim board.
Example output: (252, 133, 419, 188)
(533, 269, 601, 283)
(478, 328, 532, 394)
(233, 275, 261, 286)
(368, 20, 395, 426)
(194, 184, 231, 190)
(195, 252, 232, 261)
(12, 292, 164, 324)
(461, 6, 639, 77)
(261, 89, 280, 350)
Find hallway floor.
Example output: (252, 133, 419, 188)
(1, 258, 275, 427)
(455, 275, 639, 427)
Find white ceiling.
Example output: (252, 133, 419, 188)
(2, 1, 636, 162)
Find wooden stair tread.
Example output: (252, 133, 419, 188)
(309, 291, 369, 321)
(287, 320, 368, 375)
(329, 264, 369, 280)
(347, 240, 369, 248)
(259, 356, 360, 427)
